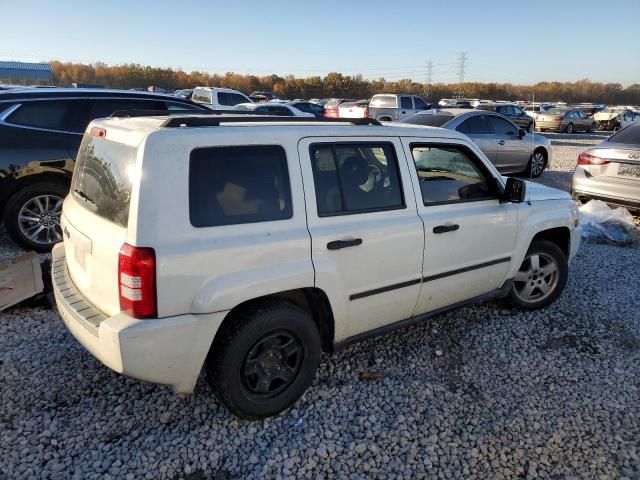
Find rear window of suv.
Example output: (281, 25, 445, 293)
(189, 145, 292, 227)
(370, 95, 397, 108)
(72, 135, 137, 227)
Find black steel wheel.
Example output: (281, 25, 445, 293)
(206, 300, 321, 419)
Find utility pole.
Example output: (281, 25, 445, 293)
(454, 52, 468, 99)
(425, 60, 434, 101)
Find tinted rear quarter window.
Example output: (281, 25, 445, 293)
(8, 100, 85, 131)
(87, 99, 167, 121)
(189, 145, 292, 227)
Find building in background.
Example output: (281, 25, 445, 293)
(0, 61, 53, 85)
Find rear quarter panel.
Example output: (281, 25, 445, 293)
(131, 130, 314, 318)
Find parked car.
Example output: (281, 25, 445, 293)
(535, 108, 596, 133)
(323, 98, 357, 118)
(572, 123, 640, 211)
(476, 103, 534, 131)
(368, 94, 431, 121)
(174, 89, 193, 100)
(593, 107, 640, 131)
(234, 102, 314, 117)
(287, 101, 325, 118)
(191, 87, 252, 109)
(338, 100, 369, 119)
(574, 104, 606, 118)
(249, 91, 278, 102)
(401, 109, 551, 177)
(0, 88, 208, 251)
(439, 98, 474, 108)
(53, 113, 580, 419)
(523, 104, 555, 122)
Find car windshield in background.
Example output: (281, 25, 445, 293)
(401, 113, 452, 127)
(607, 124, 640, 145)
(72, 135, 136, 227)
(370, 96, 397, 108)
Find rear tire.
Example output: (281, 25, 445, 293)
(3, 182, 68, 252)
(206, 300, 321, 419)
(507, 240, 568, 310)
(565, 123, 574, 134)
(587, 122, 596, 133)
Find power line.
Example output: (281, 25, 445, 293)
(454, 52, 468, 98)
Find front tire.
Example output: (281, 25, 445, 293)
(3, 182, 68, 252)
(508, 240, 568, 310)
(206, 300, 321, 419)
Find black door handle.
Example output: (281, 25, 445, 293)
(327, 238, 363, 250)
(401, 110, 406, 114)
(498, 140, 505, 145)
(433, 224, 459, 234)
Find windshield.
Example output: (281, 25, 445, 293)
(72, 134, 137, 227)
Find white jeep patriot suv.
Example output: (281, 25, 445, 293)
(53, 114, 581, 419)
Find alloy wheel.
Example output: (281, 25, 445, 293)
(17, 194, 63, 246)
(531, 152, 545, 177)
(512, 252, 559, 304)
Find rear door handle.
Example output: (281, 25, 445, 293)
(498, 140, 505, 145)
(327, 238, 363, 250)
(433, 224, 459, 234)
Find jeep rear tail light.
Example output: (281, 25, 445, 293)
(577, 152, 609, 165)
(118, 244, 157, 319)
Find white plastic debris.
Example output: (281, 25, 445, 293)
(578, 200, 636, 246)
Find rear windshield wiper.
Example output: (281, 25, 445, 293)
(73, 189, 97, 206)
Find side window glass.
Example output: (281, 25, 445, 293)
(465, 115, 490, 134)
(189, 145, 292, 227)
(414, 97, 428, 109)
(7, 100, 85, 132)
(310, 143, 404, 215)
(456, 121, 469, 134)
(87, 99, 166, 120)
(487, 116, 518, 135)
(400, 97, 413, 109)
(165, 101, 201, 111)
(411, 145, 494, 205)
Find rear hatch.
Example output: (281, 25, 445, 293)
(61, 130, 138, 316)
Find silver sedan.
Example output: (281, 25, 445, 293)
(572, 123, 640, 212)
(400, 109, 552, 177)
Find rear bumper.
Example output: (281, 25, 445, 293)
(52, 244, 227, 393)
(535, 121, 564, 131)
(572, 167, 640, 212)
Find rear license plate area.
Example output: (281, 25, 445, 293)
(619, 164, 640, 178)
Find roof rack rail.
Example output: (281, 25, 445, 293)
(108, 109, 254, 118)
(161, 116, 382, 128)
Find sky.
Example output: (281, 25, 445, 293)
(1, 0, 639, 86)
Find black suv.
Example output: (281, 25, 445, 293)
(0, 88, 207, 251)
(476, 103, 534, 131)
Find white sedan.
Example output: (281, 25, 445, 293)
(235, 102, 314, 117)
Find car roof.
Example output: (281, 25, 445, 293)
(0, 88, 198, 102)
(91, 114, 470, 147)
(193, 86, 246, 94)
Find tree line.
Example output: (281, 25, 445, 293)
(50, 61, 640, 105)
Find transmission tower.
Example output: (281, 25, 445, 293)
(425, 60, 434, 101)
(454, 52, 468, 99)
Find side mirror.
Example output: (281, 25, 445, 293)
(501, 177, 526, 203)
(518, 128, 526, 138)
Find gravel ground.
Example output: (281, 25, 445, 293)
(1, 136, 639, 480)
